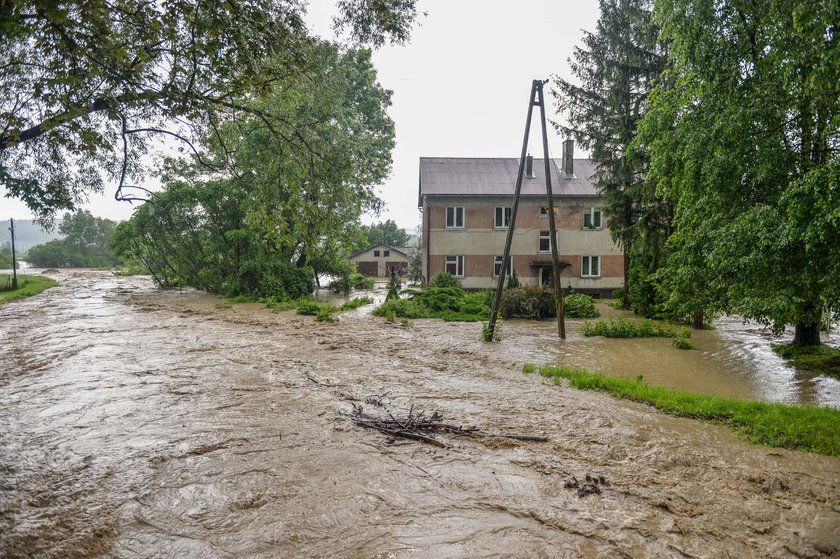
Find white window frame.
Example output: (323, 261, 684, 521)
(538, 230, 551, 253)
(445, 255, 464, 277)
(446, 206, 465, 229)
(493, 255, 513, 277)
(494, 206, 512, 228)
(583, 207, 603, 229)
(581, 256, 601, 278)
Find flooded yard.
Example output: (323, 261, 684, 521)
(1, 270, 838, 558)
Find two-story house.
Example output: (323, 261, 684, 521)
(418, 141, 623, 296)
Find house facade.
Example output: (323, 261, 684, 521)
(350, 244, 410, 277)
(418, 143, 623, 296)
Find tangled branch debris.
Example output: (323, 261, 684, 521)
(346, 403, 548, 448)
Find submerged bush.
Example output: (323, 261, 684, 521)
(372, 298, 428, 319)
(428, 272, 462, 289)
(499, 286, 555, 319)
(582, 317, 676, 338)
(564, 293, 600, 318)
(372, 286, 491, 322)
(296, 299, 322, 316)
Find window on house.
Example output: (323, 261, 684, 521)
(493, 256, 513, 277)
(494, 207, 512, 228)
(445, 255, 464, 277)
(373, 250, 380, 257)
(539, 206, 558, 217)
(446, 207, 464, 228)
(539, 230, 551, 252)
(582, 256, 600, 277)
(584, 208, 603, 229)
(384, 250, 390, 257)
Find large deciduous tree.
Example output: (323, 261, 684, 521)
(0, 0, 418, 224)
(640, 0, 839, 345)
(112, 41, 396, 297)
(551, 0, 667, 312)
(361, 219, 411, 248)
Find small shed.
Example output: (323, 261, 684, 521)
(350, 244, 411, 277)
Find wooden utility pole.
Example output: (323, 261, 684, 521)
(488, 80, 566, 339)
(10, 218, 18, 289)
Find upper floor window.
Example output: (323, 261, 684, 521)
(539, 206, 558, 217)
(582, 256, 600, 277)
(373, 250, 380, 257)
(539, 230, 551, 252)
(445, 255, 464, 276)
(494, 207, 512, 228)
(446, 207, 464, 228)
(584, 208, 602, 229)
(493, 256, 513, 277)
(384, 250, 390, 257)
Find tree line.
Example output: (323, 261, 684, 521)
(553, 0, 838, 345)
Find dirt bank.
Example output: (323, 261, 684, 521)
(1, 271, 838, 558)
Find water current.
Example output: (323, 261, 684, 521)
(1, 270, 838, 558)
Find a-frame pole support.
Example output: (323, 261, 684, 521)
(488, 79, 566, 340)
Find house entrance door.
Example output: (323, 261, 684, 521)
(540, 267, 552, 287)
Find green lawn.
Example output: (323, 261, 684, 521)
(526, 363, 840, 458)
(0, 274, 59, 305)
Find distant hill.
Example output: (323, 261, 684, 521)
(0, 219, 63, 252)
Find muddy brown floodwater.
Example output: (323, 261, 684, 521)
(1, 271, 839, 558)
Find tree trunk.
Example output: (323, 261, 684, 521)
(691, 309, 704, 329)
(792, 322, 821, 346)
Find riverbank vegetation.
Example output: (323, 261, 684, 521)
(552, 0, 839, 344)
(26, 211, 120, 269)
(526, 364, 840, 458)
(773, 344, 840, 379)
(0, 275, 58, 305)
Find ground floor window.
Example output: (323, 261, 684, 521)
(581, 256, 600, 277)
(584, 207, 602, 229)
(493, 255, 513, 276)
(445, 255, 464, 276)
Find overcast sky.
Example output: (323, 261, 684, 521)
(1, 0, 601, 230)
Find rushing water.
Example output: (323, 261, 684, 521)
(1, 271, 838, 558)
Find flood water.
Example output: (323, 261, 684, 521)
(1, 271, 839, 558)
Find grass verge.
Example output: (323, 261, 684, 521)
(772, 343, 840, 378)
(525, 363, 840, 458)
(0, 274, 59, 305)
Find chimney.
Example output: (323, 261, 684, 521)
(562, 139, 574, 177)
(525, 154, 534, 178)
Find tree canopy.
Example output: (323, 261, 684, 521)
(639, 0, 839, 344)
(0, 0, 419, 224)
(361, 219, 411, 248)
(27, 210, 118, 267)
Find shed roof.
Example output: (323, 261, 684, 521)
(349, 243, 411, 259)
(418, 157, 598, 205)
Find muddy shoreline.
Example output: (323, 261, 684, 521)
(1, 271, 838, 558)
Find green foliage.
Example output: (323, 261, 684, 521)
(521, 363, 537, 374)
(360, 220, 411, 248)
(372, 298, 427, 319)
(297, 300, 323, 316)
(1, 0, 418, 223)
(506, 267, 520, 289)
(564, 294, 600, 318)
(772, 344, 840, 378)
(26, 211, 119, 268)
(428, 272, 462, 289)
(351, 273, 375, 290)
(582, 317, 675, 338)
(672, 327, 694, 349)
(399, 318, 412, 328)
(533, 365, 840, 457)
(339, 296, 374, 310)
(499, 286, 555, 319)
(552, 0, 669, 312)
(315, 308, 339, 323)
(0, 250, 16, 269)
(481, 313, 502, 342)
(640, 0, 840, 344)
(385, 271, 400, 301)
(0, 274, 58, 304)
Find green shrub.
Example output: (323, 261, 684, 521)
(350, 272, 375, 289)
(564, 293, 600, 318)
(582, 317, 676, 338)
(297, 299, 322, 316)
(339, 296, 374, 310)
(672, 336, 694, 349)
(429, 272, 462, 288)
(315, 307, 339, 322)
(522, 363, 537, 374)
(372, 298, 428, 319)
(499, 286, 555, 319)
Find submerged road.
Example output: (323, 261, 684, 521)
(1, 271, 838, 558)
